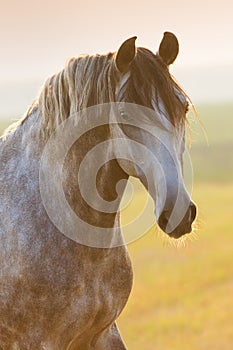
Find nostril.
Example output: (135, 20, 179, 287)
(190, 203, 197, 223)
(158, 211, 169, 231)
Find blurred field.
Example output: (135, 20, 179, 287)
(189, 104, 233, 183)
(0, 103, 233, 349)
(118, 183, 233, 350)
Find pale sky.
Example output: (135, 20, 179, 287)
(1, 0, 233, 81)
(0, 0, 233, 116)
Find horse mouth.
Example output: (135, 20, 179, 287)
(167, 225, 193, 239)
(158, 220, 194, 239)
(157, 203, 197, 239)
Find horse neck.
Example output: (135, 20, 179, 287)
(0, 108, 44, 164)
(62, 124, 129, 229)
(1, 114, 129, 247)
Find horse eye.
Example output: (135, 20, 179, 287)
(119, 111, 134, 122)
(120, 111, 128, 118)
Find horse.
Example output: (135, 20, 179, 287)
(0, 32, 197, 349)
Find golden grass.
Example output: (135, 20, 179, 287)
(118, 183, 233, 349)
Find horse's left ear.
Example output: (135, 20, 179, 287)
(158, 32, 179, 65)
(115, 36, 137, 73)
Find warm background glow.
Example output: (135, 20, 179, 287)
(1, 0, 233, 75)
(0, 0, 233, 116)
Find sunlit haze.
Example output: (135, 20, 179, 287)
(1, 0, 233, 115)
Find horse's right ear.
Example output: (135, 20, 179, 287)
(115, 37, 137, 73)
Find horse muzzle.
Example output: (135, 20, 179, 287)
(158, 202, 197, 238)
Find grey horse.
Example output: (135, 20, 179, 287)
(0, 32, 196, 349)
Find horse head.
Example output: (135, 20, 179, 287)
(110, 33, 197, 238)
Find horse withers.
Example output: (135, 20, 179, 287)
(0, 32, 196, 349)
